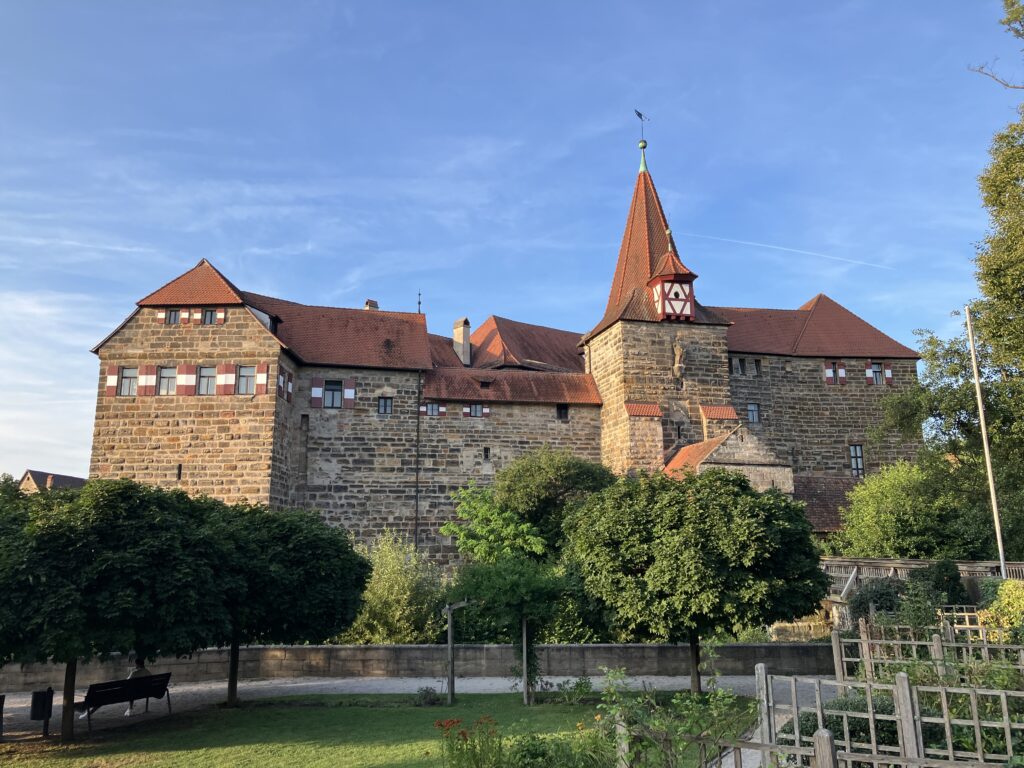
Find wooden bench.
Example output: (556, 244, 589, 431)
(73, 673, 172, 734)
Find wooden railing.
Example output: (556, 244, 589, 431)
(821, 559, 1024, 596)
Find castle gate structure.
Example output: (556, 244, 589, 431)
(89, 144, 920, 562)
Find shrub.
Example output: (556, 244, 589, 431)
(337, 530, 443, 644)
(980, 580, 1024, 637)
(906, 560, 970, 605)
(847, 578, 904, 622)
(555, 676, 594, 706)
(897, 580, 942, 629)
(506, 729, 613, 768)
(780, 690, 898, 750)
(413, 686, 441, 707)
(979, 577, 1004, 608)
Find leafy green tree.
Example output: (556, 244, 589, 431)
(565, 470, 828, 693)
(441, 449, 614, 562)
(0, 480, 229, 741)
(829, 460, 991, 559)
(906, 560, 970, 606)
(210, 503, 370, 706)
(339, 530, 443, 644)
(449, 555, 563, 704)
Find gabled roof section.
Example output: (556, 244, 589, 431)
(428, 333, 465, 368)
(137, 259, 245, 307)
(423, 368, 601, 405)
(709, 294, 918, 359)
(584, 159, 723, 343)
(242, 291, 433, 370)
(664, 431, 734, 476)
(471, 316, 584, 372)
(20, 470, 87, 491)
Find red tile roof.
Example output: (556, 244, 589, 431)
(700, 404, 738, 420)
(428, 333, 465, 368)
(794, 475, 857, 531)
(423, 368, 601, 405)
(584, 164, 723, 342)
(470, 316, 584, 372)
(624, 402, 662, 417)
(709, 294, 918, 359)
(663, 432, 732, 476)
(137, 259, 245, 306)
(242, 292, 433, 370)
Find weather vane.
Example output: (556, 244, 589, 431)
(634, 109, 650, 141)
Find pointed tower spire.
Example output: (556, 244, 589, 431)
(583, 142, 702, 341)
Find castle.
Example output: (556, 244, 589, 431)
(89, 145, 920, 561)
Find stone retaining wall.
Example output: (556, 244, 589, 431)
(0, 643, 833, 693)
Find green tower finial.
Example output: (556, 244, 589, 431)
(639, 138, 648, 172)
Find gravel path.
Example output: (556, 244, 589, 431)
(1, 673, 833, 742)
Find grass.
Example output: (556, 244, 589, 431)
(0, 692, 755, 768)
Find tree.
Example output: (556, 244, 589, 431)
(211, 504, 370, 706)
(449, 555, 563, 705)
(441, 449, 614, 562)
(829, 460, 992, 560)
(565, 470, 828, 693)
(339, 530, 443, 644)
(0, 480, 229, 741)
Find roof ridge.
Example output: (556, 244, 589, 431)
(136, 258, 245, 306)
(790, 294, 824, 355)
(244, 290, 424, 319)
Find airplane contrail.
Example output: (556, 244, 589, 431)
(675, 231, 895, 270)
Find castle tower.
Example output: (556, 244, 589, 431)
(582, 141, 735, 474)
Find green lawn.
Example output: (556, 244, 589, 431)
(1, 694, 604, 768)
(1, 692, 755, 768)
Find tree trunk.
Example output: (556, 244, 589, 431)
(689, 635, 702, 694)
(521, 615, 530, 706)
(227, 638, 240, 707)
(61, 657, 77, 742)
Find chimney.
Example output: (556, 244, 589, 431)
(363, 299, 379, 311)
(453, 318, 471, 366)
(46, 474, 54, 490)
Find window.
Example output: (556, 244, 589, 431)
(469, 403, 484, 417)
(850, 444, 865, 477)
(753, 359, 762, 376)
(479, 380, 491, 389)
(166, 309, 180, 324)
(731, 357, 747, 376)
(176, 463, 182, 481)
(556, 403, 569, 421)
(377, 396, 393, 415)
(826, 361, 839, 384)
(483, 447, 491, 461)
(425, 402, 440, 416)
(323, 381, 343, 408)
(677, 425, 687, 440)
(198, 366, 216, 396)
(747, 403, 760, 423)
(237, 366, 256, 395)
(158, 367, 176, 396)
(118, 367, 138, 396)
(871, 362, 883, 386)
(202, 309, 217, 325)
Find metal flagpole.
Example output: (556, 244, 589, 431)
(964, 305, 1008, 579)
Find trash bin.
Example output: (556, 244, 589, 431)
(29, 687, 53, 737)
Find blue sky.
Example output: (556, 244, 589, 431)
(0, 1, 1021, 477)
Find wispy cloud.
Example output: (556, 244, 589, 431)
(675, 231, 896, 270)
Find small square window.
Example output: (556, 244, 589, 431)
(202, 309, 217, 325)
(166, 309, 180, 324)
(425, 402, 440, 416)
(479, 380, 491, 389)
(871, 363, 883, 386)
(469, 403, 484, 417)
(237, 366, 256, 395)
(850, 444, 865, 477)
(118, 367, 138, 397)
(731, 357, 747, 376)
(157, 367, 176, 396)
(827, 361, 839, 384)
(324, 381, 343, 408)
(378, 396, 393, 415)
(753, 359, 762, 376)
(197, 366, 216, 396)
(677, 425, 686, 440)
(747, 403, 760, 423)
(556, 403, 569, 421)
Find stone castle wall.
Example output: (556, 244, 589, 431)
(90, 307, 283, 505)
(725, 355, 920, 477)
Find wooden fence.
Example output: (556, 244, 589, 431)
(757, 665, 1024, 764)
(821, 559, 1024, 597)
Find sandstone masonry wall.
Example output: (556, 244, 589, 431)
(90, 307, 283, 504)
